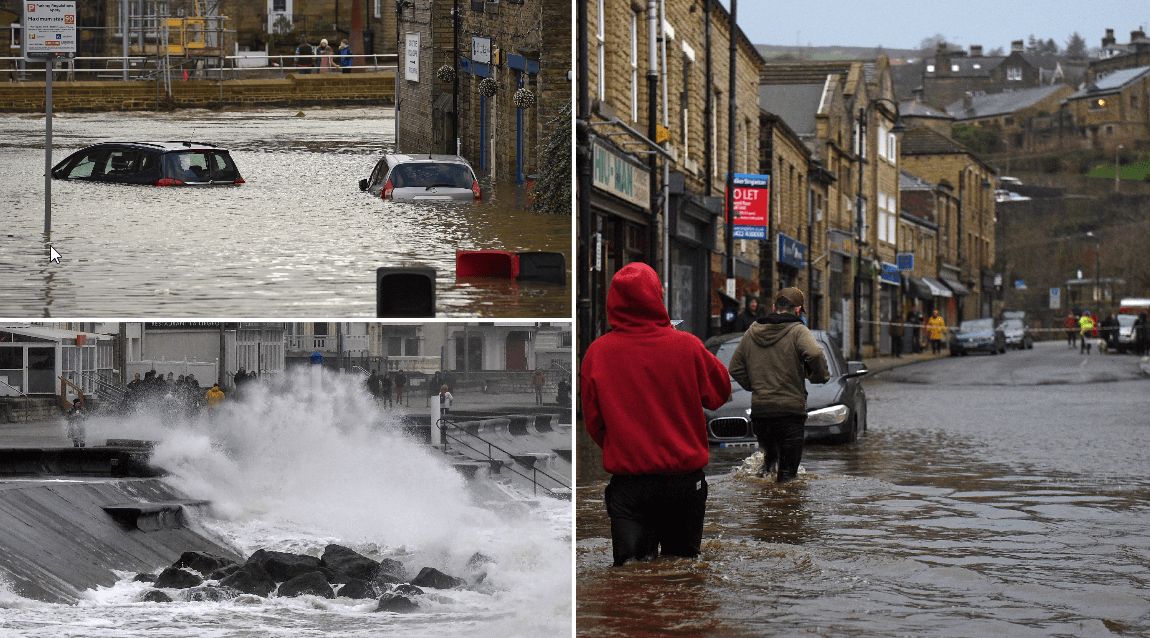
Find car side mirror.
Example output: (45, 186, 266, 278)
(359, 178, 369, 191)
(845, 361, 869, 378)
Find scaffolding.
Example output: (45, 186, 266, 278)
(110, 0, 232, 88)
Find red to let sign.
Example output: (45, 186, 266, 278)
(724, 173, 770, 240)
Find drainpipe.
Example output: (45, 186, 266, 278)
(647, 0, 658, 266)
(703, 0, 712, 195)
(660, 0, 670, 303)
(724, 0, 737, 290)
(577, 0, 592, 354)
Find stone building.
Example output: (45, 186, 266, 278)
(1089, 28, 1150, 82)
(898, 170, 959, 328)
(580, 0, 762, 341)
(1062, 65, 1150, 151)
(899, 127, 996, 321)
(943, 84, 1075, 152)
(918, 41, 1041, 111)
(396, 0, 569, 184)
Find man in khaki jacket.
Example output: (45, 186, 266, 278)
(727, 287, 829, 483)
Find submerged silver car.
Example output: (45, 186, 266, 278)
(359, 154, 481, 202)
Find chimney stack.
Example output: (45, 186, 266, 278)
(970, 45, 983, 57)
(1011, 39, 1024, 53)
(1103, 29, 1116, 47)
(1132, 29, 1146, 42)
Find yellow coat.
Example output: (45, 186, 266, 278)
(926, 316, 946, 341)
(205, 386, 225, 408)
(1079, 315, 1095, 336)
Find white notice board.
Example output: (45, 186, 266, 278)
(405, 32, 420, 82)
(23, 1, 75, 61)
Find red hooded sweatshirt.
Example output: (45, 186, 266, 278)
(581, 262, 731, 475)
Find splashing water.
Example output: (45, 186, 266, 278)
(6, 367, 571, 637)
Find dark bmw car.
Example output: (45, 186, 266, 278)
(52, 142, 245, 186)
(950, 318, 1006, 356)
(703, 330, 869, 446)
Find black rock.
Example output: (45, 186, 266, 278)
(153, 567, 204, 589)
(466, 552, 494, 569)
(133, 573, 157, 583)
(378, 558, 407, 580)
(409, 567, 465, 590)
(219, 562, 276, 597)
(277, 571, 334, 599)
(184, 586, 239, 602)
(174, 551, 235, 577)
(209, 564, 241, 581)
(375, 592, 418, 613)
(337, 579, 379, 599)
(391, 583, 424, 596)
(246, 549, 323, 582)
(319, 566, 350, 584)
(321, 544, 381, 581)
(141, 589, 172, 603)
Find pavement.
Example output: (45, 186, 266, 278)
(859, 348, 951, 375)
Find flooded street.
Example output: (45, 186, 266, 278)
(577, 343, 1150, 636)
(0, 108, 570, 317)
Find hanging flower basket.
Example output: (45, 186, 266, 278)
(479, 77, 498, 98)
(513, 88, 536, 109)
(436, 65, 457, 83)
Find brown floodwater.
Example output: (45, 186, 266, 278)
(0, 108, 570, 317)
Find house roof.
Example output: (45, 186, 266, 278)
(925, 55, 1008, 78)
(759, 83, 825, 137)
(945, 84, 1068, 120)
(900, 100, 953, 120)
(1068, 65, 1150, 99)
(900, 169, 937, 190)
(900, 127, 983, 161)
(760, 61, 855, 85)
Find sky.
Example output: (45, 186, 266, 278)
(714, 0, 1150, 53)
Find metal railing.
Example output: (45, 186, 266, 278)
(0, 379, 31, 420)
(436, 417, 570, 499)
(1, 54, 397, 83)
(80, 371, 129, 409)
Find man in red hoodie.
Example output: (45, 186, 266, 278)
(581, 262, 732, 566)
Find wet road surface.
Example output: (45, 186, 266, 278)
(577, 342, 1150, 636)
(0, 108, 570, 317)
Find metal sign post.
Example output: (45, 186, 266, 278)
(23, 1, 76, 235)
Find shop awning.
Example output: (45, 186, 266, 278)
(921, 277, 953, 298)
(902, 275, 933, 300)
(940, 276, 970, 296)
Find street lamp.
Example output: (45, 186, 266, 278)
(853, 97, 906, 360)
(1115, 144, 1124, 193)
(1086, 230, 1101, 307)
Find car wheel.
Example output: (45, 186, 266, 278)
(840, 416, 859, 445)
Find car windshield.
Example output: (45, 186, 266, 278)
(999, 319, 1023, 330)
(712, 333, 838, 378)
(960, 318, 995, 333)
(1118, 315, 1137, 327)
(161, 151, 239, 182)
(387, 163, 474, 189)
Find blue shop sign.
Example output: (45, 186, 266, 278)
(896, 253, 914, 271)
(777, 232, 806, 269)
(880, 261, 900, 284)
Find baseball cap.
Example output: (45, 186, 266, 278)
(775, 287, 804, 307)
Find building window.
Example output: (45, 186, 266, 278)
(1106, 125, 1114, 135)
(878, 124, 887, 159)
(596, 0, 605, 102)
(1090, 97, 1108, 110)
(1132, 95, 1139, 109)
(373, 0, 380, 18)
(887, 132, 896, 162)
(926, 64, 935, 73)
(273, 0, 287, 10)
(630, 13, 639, 122)
(1006, 67, 1022, 81)
(951, 64, 959, 72)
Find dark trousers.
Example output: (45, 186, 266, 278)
(605, 470, 707, 566)
(752, 413, 806, 483)
(891, 333, 903, 357)
(930, 338, 943, 354)
(1067, 330, 1077, 347)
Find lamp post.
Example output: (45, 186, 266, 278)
(1115, 144, 1123, 193)
(852, 97, 905, 361)
(1087, 230, 1101, 308)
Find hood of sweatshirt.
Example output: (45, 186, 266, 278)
(606, 262, 671, 333)
(745, 312, 804, 348)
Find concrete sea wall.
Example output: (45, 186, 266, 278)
(0, 73, 396, 113)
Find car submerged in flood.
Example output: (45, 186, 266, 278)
(52, 141, 245, 186)
(359, 154, 482, 202)
(703, 330, 869, 446)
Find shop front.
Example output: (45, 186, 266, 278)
(878, 262, 901, 355)
(668, 180, 719, 341)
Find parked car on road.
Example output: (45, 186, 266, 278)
(359, 153, 481, 202)
(1114, 314, 1140, 353)
(52, 141, 245, 186)
(702, 330, 869, 446)
(998, 316, 1033, 350)
(950, 318, 1006, 355)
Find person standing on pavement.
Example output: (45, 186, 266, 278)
(907, 308, 924, 353)
(338, 39, 353, 73)
(1079, 311, 1096, 354)
(735, 295, 760, 332)
(889, 310, 904, 358)
(1137, 311, 1150, 356)
(205, 383, 225, 409)
(66, 398, 86, 448)
(1064, 311, 1079, 348)
(581, 262, 731, 566)
(727, 287, 830, 483)
(925, 310, 947, 355)
(531, 369, 546, 405)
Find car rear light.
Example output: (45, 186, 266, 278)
(233, 176, 245, 184)
(154, 178, 185, 186)
(382, 179, 394, 200)
(472, 181, 482, 201)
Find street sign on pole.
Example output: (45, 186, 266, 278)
(24, 2, 75, 236)
(1049, 287, 1061, 310)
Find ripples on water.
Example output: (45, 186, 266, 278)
(0, 369, 571, 637)
(577, 374, 1150, 636)
(0, 109, 571, 317)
